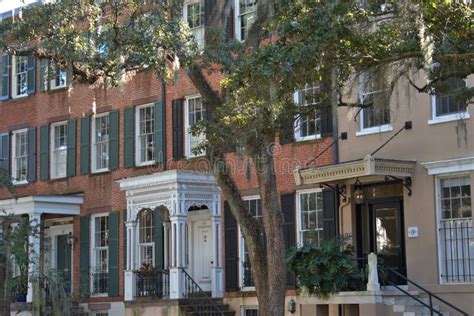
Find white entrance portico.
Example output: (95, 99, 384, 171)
(0, 194, 83, 303)
(119, 170, 223, 301)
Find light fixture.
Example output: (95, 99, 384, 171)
(67, 232, 77, 246)
(353, 178, 365, 205)
(287, 298, 296, 314)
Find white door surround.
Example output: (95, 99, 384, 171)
(119, 169, 223, 300)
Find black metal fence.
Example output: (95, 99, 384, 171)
(136, 269, 169, 298)
(439, 219, 474, 283)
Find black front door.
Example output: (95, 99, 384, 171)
(56, 234, 72, 293)
(369, 200, 406, 284)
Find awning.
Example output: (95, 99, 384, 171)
(294, 155, 416, 186)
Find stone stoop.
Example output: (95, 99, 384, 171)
(382, 293, 449, 316)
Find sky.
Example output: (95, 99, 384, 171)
(0, 0, 40, 14)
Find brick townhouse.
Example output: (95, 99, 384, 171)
(2, 1, 472, 316)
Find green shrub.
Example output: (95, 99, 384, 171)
(287, 237, 363, 299)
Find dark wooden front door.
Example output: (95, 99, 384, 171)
(56, 234, 72, 293)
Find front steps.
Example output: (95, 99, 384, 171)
(182, 292, 235, 316)
(381, 291, 448, 316)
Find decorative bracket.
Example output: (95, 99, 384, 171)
(384, 176, 412, 196)
(319, 183, 347, 202)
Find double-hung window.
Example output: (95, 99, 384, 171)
(297, 190, 324, 247)
(184, 0, 205, 48)
(12, 56, 28, 98)
(430, 78, 469, 124)
(91, 215, 109, 295)
(135, 104, 155, 166)
(11, 129, 28, 184)
(49, 63, 67, 90)
(138, 210, 155, 267)
(92, 113, 110, 173)
(236, 0, 256, 41)
(294, 83, 322, 141)
(50, 122, 68, 179)
(239, 197, 262, 289)
(437, 176, 473, 283)
(357, 72, 391, 135)
(185, 95, 206, 158)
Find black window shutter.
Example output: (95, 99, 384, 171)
(66, 119, 76, 177)
(154, 101, 165, 164)
(80, 116, 90, 175)
(108, 212, 119, 297)
(279, 118, 294, 145)
(281, 193, 296, 288)
(109, 110, 120, 170)
(79, 216, 90, 298)
(27, 55, 36, 95)
(204, 0, 217, 26)
(225, 7, 234, 40)
(0, 53, 9, 100)
(224, 201, 239, 291)
(39, 125, 49, 181)
(27, 127, 36, 183)
(154, 209, 164, 269)
(322, 188, 338, 240)
(320, 106, 333, 137)
(0, 132, 10, 175)
(123, 107, 135, 168)
(172, 99, 184, 160)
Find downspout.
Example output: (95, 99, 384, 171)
(331, 68, 343, 236)
(162, 80, 168, 171)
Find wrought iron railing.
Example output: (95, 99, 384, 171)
(439, 219, 473, 283)
(135, 269, 169, 298)
(182, 268, 224, 316)
(91, 271, 108, 295)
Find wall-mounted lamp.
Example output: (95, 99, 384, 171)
(287, 298, 296, 314)
(353, 178, 365, 205)
(67, 232, 77, 246)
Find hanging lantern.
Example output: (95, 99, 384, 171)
(353, 178, 365, 204)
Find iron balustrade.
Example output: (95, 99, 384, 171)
(439, 219, 473, 283)
(181, 268, 224, 316)
(135, 269, 169, 298)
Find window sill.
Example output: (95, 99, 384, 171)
(90, 293, 108, 298)
(91, 168, 110, 175)
(428, 112, 470, 125)
(48, 176, 68, 183)
(295, 134, 322, 142)
(135, 160, 155, 167)
(48, 86, 69, 93)
(10, 95, 30, 102)
(241, 286, 256, 292)
(12, 180, 28, 186)
(356, 124, 393, 136)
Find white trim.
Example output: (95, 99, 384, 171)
(293, 90, 322, 142)
(50, 121, 68, 179)
(356, 123, 393, 136)
(296, 188, 323, 247)
(11, 55, 28, 99)
(0, 194, 83, 217)
(11, 128, 28, 185)
(135, 103, 155, 167)
(49, 63, 67, 90)
(185, 94, 206, 158)
(91, 112, 110, 173)
(422, 157, 474, 176)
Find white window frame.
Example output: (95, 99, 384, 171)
(185, 95, 206, 158)
(11, 128, 28, 185)
(435, 173, 473, 284)
(11, 55, 28, 99)
(293, 84, 322, 142)
(183, 0, 205, 49)
(49, 63, 67, 90)
(138, 210, 155, 267)
(238, 195, 260, 290)
(91, 112, 110, 173)
(296, 188, 324, 247)
(429, 79, 470, 125)
(234, 0, 257, 41)
(135, 103, 155, 166)
(356, 72, 392, 136)
(50, 121, 68, 179)
(241, 306, 259, 316)
(90, 213, 109, 297)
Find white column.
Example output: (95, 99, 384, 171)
(27, 212, 41, 303)
(211, 216, 223, 298)
(124, 220, 137, 301)
(169, 215, 186, 299)
(164, 222, 171, 269)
